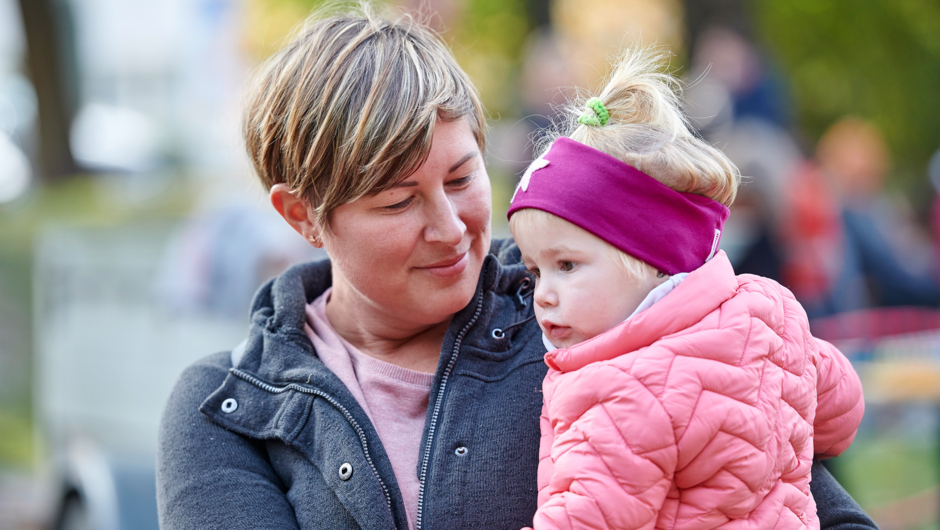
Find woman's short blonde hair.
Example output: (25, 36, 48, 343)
(543, 46, 740, 207)
(243, 4, 485, 227)
(508, 208, 660, 281)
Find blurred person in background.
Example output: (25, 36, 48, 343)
(783, 117, 940, 318)
(686, 25, 791, 131)
(685, 26, 940, 320)
(155, 201, 322, 318)
(930, 146, 940, 270)
(156, 5, 876, 529)
(517, 28, 576, 162)
(684, 25, 800, 284)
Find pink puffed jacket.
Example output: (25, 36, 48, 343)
(532, 252, 864, 530)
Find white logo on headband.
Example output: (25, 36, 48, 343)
(706, 229, 721, 261)
(511, 157, 550, 203)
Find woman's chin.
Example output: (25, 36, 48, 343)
(423, 275, 478, 315)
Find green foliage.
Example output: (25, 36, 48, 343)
(266, 0, 334, 12)
(752, 0, 940, 187)
(449, 0, 530, 115)
(837, 434, 937, 510)
(0, 409, 33, 468)
(245, 0, 529, 114)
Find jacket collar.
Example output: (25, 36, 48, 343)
(545, 251, 739, 372)
(214, 244, 539, 413)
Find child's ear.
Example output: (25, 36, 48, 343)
(270, 184, 322, 247)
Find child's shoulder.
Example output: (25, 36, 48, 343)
(735, 272, 799, 303)
(731, 272, 814, 338)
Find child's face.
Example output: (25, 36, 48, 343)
(513, 214, 662, 349)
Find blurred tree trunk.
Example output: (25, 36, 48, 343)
(17, 0, 80, 181)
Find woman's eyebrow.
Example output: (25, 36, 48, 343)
(390, 180, 419, 189)
(448, 151, 479, 173)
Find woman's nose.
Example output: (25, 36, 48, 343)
(424, 193, 466, 245)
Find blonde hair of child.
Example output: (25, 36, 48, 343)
(509, 208, 660, 281)
(544, 46, 740, 207)
(242, 3, 485, 228)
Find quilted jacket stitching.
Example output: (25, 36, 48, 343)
(577, 404, 673, 528)
(815, 368, 846, 401)
(596, 389, 675, 463)
(535, 255, 863, 530)
(735, 308, 756, 367)
(816, 398, 864, 425)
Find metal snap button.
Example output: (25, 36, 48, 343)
(339, 462, 353, 481)
(455, 446, 468, 456)
(221, 398, 238, 413)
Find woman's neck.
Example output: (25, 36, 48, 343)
(324, 288, 450, 374)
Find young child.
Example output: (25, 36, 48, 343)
(509, 48, 864, 530)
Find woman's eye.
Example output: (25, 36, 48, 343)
(559, 261, 575, 272)
(384, 197, 414, 210)
(448, 172, 475, 187)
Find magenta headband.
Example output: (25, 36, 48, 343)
(507, 137, 730, 275)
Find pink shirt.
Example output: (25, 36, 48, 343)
(304, 288, 432, 530)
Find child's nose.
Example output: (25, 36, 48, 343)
(533, 279, 557, 308)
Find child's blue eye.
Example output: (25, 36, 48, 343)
(559, 261, 575, 272)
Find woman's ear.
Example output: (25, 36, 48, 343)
(270, 183, 323, 247)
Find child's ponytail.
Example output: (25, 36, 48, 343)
(550, 46, 740, 207)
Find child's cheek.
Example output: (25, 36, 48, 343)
(533, 305, 548, 333)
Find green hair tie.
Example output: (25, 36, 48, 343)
(577, 97, 610, 127)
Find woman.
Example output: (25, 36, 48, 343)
(156, 6, 876, 529)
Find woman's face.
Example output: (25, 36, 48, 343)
(323, 117, 492, 328)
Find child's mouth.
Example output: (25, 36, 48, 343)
(543, 322, 571, 340)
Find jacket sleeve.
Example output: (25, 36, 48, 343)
(813, 338, 865, 457)
(535, 400, 555, 508)
(156, 352, 301, 530)
(811, 460, 878, 529)
(532, 363, 677, 530)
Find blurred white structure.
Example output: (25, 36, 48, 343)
(0, 0, 33, 203)
(70, 103, 161, 173)
(18, 2, 318, 528)
(34, 224, 246, 530)
(33, 220, 322, 529)
(0, 0, 25, 74)
(66, 0, 251, 179)
(0, 0, 257, 196)
(0, 131, 31, 202)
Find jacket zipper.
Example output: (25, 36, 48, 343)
(227, 368, 395, 521)
(414, 282, 486, 530)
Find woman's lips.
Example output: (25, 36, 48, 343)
(418, 252, 469, 278)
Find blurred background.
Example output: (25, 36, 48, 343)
(1, 0, 940, 528)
